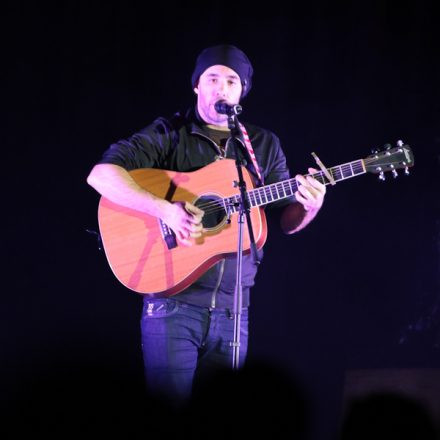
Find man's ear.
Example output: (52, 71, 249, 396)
(193, 87, 199, 95)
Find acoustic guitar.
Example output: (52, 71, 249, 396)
(97, 142, 414, 296)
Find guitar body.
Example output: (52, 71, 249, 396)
(98, 159, 267, 296)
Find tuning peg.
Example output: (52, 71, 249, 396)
(379, 171, 386, 181)
(389, 164, 398, 178)
(384, 143, 392, 150)
(371, 147, 380, 155)
(397, 140, 404, 147)
(402, 161, 410, 175)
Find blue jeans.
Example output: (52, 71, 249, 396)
(140, 298, 248, 404)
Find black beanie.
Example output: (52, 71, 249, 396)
(191, 45, 253, 97)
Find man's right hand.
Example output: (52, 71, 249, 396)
(86, 164, 204, 246)
(162, 201, 204, 246)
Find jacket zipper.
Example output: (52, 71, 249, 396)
(191, 130, 245, 160)
(191, 131, 224, 157)
(210, 259, 225, 309)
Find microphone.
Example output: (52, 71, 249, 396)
(214, 101, 243, 116)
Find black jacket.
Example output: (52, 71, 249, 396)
(98, 108, 294, 308)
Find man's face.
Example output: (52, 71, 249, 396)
(194, 64, 243, 127)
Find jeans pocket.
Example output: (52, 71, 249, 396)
(142, 298, 179, 319)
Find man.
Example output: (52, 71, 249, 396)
(87, 45, 326, 404)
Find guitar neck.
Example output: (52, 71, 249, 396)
(224, 159, 366, 211)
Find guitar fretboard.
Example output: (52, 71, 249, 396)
(223, 159, 366, 212)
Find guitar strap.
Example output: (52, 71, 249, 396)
(238, 122, 264, 186)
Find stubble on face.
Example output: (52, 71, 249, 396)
(194, 65, 242, 127)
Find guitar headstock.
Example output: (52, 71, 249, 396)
(364, 140, 414, 180)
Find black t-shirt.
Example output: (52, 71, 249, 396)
(202, 126, 230, 157)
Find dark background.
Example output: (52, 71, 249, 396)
(3, 1, 439, 438)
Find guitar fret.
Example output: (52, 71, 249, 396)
(233, 158, 369, 212)
(330, 167, 340, 181)
(222, 198, 228, 213)
(342, 165, 352, 179)
(338, 166, 344, 179)
(261, 188, 268, 204)
(228, 196, 235, 213)
(266, 187, 273, 202)
(235, 195, 240, 212)
(354, 161, 363, 175)
(230, 196, 236, 213)
(329, 168, 335, 182)
(337, 166, 344, 179)
(293, 178, 299, 192)
(333, 161, 365, 181)
(319, 171, 329, 185)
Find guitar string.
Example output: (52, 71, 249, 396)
(193, 156, 403, 215)
(196, 164, 361, 214)
(196, 164, 364, 214)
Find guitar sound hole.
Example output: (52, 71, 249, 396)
(194, 195, 227, 229)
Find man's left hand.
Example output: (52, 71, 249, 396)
(294, 167, 326, 212)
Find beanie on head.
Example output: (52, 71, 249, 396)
(191, 45, 253, 97)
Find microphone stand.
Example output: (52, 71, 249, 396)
(227, 110, 260, 370)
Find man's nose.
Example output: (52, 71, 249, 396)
(216, 80, 227, 96)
